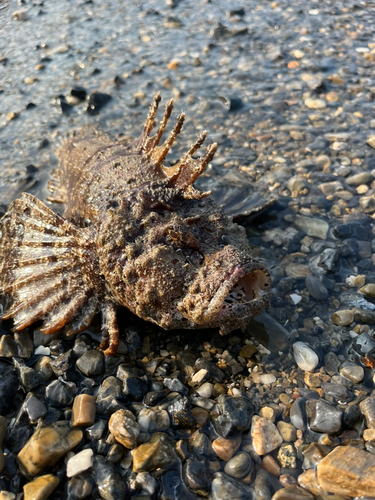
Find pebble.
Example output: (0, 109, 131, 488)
(13, 358, 40, 391)
(298, 468, 326, 497)
(262, 454, 281, 477)
(33, 356, 53, 382)
(285, 264, 312, 279)
(66, 449, 94, 477)
(212, 395, 254, 438)
(317, 446, 375, 496)
(23, 474, 59, 500)
(224, 452, 253, 479)
(0, 362, 18, 415)
(359, 397, 375, 429)
(195, 382, 213, 398)
(290, 398, 307, 431)
(251, 416, 283, 455)
(191, 369, 209, 384)
(71, 394, 96, 427)
(359, 283, 375, 298)
(24, 396, 47, 423)
(18, 421, 83, 476)
(66, 476, 93, 499)
(132, 432, 178, 473)
(307, 399, 342, 434)
(45, 379, 74, 408)
(0, 493, 15, 500)
(305, 98, 326, 109)
(305, 275, 329, 301)
(137, 408, 170, 432)
(93, 456, 127, 500)
(76, 350, 104, 377)
(271, 485, 315, 499)
(331, 310, 354, 326)
(109, 409, 140, 449)
(184, 454, 213, 494)
(277, 421, 297, 442)
(339, 361, 364, 383)
(294, 215, 328, 239)
(277, 443, 297, 469)
(259, 374, 276, 384)
(212, 472, 255, 500)
(212, 436, 242, 461)
(293, 342, 319, 372)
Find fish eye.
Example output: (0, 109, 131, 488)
(168, 229, 179, 241)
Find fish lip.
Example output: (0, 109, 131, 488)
(198, 260, 271, 324)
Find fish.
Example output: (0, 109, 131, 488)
(0, 93, 271, 355)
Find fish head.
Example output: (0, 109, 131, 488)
(97, 184, 271, 335)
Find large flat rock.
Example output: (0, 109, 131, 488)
(317, 446, 375, 497)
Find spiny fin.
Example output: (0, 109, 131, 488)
(131, 94, 217, 199)
(0, 193, 120, 355)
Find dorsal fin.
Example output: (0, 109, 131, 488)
(133, 94, 217, 199)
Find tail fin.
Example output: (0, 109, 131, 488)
(0, 193, 119, 355)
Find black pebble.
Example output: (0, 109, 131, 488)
(70, 86, 87, 101)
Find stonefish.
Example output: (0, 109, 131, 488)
(0, 94, 271, 354)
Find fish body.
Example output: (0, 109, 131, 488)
(0, 94, 271, 354)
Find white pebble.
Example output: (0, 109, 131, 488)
(160, 350, 169, 357)
(195, 382, 213, 398)
(34, 345, 51, 355)
(191, 369, 209, 384)
(290, 293, 302, 305)
(259, 374, 276, 385)
(293, 341, 319, 372)
(66, 449, 94, 477)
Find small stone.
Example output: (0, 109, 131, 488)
(23, 474, 59, 500)
(290, 398, 307, 431)
(18, 421, 83, 476)
(164, 377, 188, 395)
(71, 394, 96, 427)
(93, 456, 127, 500)
(212, 436, 242, 461)
(363, 429, 375, 441)
(259, 374, 276, 384)
(298, 468, 326, 497)
(191, 369, 209, 384)
(285, 264, 312, 278)
(132, 432, 178, 473)
(184, 455, 213, 494)
(76, 350, 104, 377)
(0, 493, 15, 500)
(45, 379, 74, 408)
(86, 92, 112, 115)
(33, 356, 53, 383)
(195, 382, 213, 398)
(13, 358, 40, 391)
(271, 485, 315, 499)
(339, 361, 364, 383)
(346, 172, 371, 186)
(294, 215, 328, 239)
(212, 395, 254, 438)
(277, 421, 297, 442)
(331, 310, 353, 326)
(66, 476, 93, 499)
(293, 342, 319, 372)
(137, 408, 170, 433)
(319, 181, 344, 196)
(25, 396, 47, 423)
(66, 449, 94, 477)
(109, 409, 140, 449)
(367, 136, 375, 149)
(360, 284, 375, 298)
(308, 399, 342, 433)
(277, 443, 297, 469)
(360, 397, 375, 429)
(212, 472, 255, 500)
(239, 344, 257, 359)
(0, 362, 18, 415)
(305, 98, 326, 109)
(191, 407, 210, 427)
(346, 274, 366, 287)
(360, 196, 375, 214)
(224, 452, 253, 479)
(251, 416, 283, 455)
(317, 446, 375, 496)
(305, 275, 329, 301)
(262, 454, 281, 477)
(0, 335, 18, 357)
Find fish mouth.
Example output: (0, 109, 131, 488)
(177, 261, 271, 333)
(201, 263, 270, 323)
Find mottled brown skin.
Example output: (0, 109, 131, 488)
(0, 94, 271, 354)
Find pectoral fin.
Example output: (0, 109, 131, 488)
(0, 193, 120, 355)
